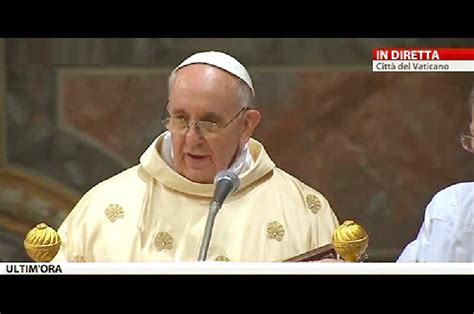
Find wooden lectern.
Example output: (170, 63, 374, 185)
(283, 243, 337, 262)
(283, 220, 369, 262)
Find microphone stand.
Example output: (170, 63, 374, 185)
(198, 201, 220, 261)
(197, 170, 239, 261)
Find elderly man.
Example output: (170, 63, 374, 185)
(53, 51, 339, 262)
(397, 89, 473, 262)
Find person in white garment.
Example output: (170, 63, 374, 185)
(397, 89, 473, 262)
(52, 51, 339, 262)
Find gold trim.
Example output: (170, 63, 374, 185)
(0, 165, 80, 204)
(0, 166, 80, 235)
(0, 215, 31, 234)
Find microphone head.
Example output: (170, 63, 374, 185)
(214, 170, 240, 194)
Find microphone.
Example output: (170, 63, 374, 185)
(211, 170, 240, 207)
(198, 170, 240, 261)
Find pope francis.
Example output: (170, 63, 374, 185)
(52, 51, 339, 262)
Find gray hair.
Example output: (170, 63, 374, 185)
(168, 67, 255, 109)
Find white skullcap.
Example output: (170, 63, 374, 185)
(174, 51, 254, 95)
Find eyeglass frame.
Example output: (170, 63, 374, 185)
(460, 134, 474, 153)
(161, 103, 249, 137)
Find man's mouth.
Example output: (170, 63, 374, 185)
(185, 153, 211, 164)
(186, 153, 208, 159)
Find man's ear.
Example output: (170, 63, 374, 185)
(240, 109, 261, 146)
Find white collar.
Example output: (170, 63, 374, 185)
(159, 131, 253, 176)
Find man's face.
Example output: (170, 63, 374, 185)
(167, 64, 253, 183)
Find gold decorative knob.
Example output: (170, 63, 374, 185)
(24, 223, 61, 262)
(332, 220, 369, 262)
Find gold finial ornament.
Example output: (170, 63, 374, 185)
(332, 220, 369, 262)
(24, 223, 61, 262)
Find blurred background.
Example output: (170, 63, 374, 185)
(0, 38, 473, 262)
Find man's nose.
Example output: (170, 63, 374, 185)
(185, 123, 204, 143)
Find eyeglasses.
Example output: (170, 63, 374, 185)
(460, 135, 474, 153)
(162, 105, 248, 138)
